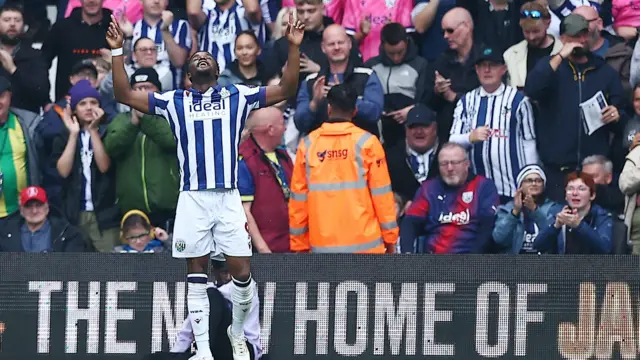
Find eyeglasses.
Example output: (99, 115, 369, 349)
(520, 10, 543, 19)
(522, 178, 544, 184)
(442, 22, 463, 35)
(125, 231, 150, 241)
(439, 159, 467, 167)
(566, 186, 590, 193)
(136, 46, 158, 53)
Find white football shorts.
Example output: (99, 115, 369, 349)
(172, 189, 252, 258)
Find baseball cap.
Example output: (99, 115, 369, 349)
(0, 76, 11, 93)
(71, 59, 98, 78)
(475, 47, 505, 65)
(560, 14, 589, 36)
(130, 67, 163, 92)
(405, 104, 437, 127)
(20, 186, 48, 206)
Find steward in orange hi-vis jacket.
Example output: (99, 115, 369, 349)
(289, 84, 398, 253)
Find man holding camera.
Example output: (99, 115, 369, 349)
(524, 13, 627, 203)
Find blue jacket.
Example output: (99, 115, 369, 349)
(492, 198, 558, 254)
(533, 203, 613, 254)
(400, 173, 499, 254)
(524, 54, 626, 167)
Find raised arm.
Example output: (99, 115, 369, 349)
(265, 13, 305, 106)
(106, 15, 151, 114)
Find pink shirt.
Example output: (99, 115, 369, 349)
(612, 0, 640, 28)
(342, 0, 414, 62)
(65, 0, 143, 24)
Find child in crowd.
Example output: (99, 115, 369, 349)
(113, 210, 170, 253)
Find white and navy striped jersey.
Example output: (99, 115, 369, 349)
(131, 18, 192, 89)
(148, 84, 267, 191)
(449, 84, 538, 198)
(197, 0, 271, 72)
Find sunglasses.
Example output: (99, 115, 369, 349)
(442, 22, 463, 35)
(125, 231, 150, 241)
(520, 10, 543, 19)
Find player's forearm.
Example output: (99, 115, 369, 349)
(280, 45, 300, 98)
(56, 134, 78, 178)
(111, 55, 133, 105)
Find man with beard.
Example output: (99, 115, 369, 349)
(400, 142, 499, 254)
(0, 3, 49, 114)
(503, 2, 563, 90)
(42, 0, 111, 100)
(525, 13, 626, 203)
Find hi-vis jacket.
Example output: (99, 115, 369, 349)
(289, 121, 398, 253)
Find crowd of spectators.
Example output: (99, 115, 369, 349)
(0, 0, 639, 255)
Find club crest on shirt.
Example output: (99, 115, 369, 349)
(220, 88, 230, 99)
(502, 105, 512, 119)
(462, 191, 473, 203)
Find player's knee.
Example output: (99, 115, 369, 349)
(232, 268, 251, 282)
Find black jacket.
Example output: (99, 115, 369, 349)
(0, 212, 86, 252)
(385, 140, 439, 203)
(457, 0, 527, 54)
(0, 42, 50, 112)
(41, 8, 111, 100)
(51, 126, 120, 231)
(424, 45, 481, 144)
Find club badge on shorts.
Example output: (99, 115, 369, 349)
(175, 239, 186, 252)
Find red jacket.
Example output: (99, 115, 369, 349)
(239, 137, 293, 252)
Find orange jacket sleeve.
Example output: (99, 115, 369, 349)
(364, 136, 399, 245)
(289, 137, 310, 252)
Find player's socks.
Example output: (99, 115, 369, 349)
(230, 274, 254, 337)
(187, 274, 213, 357)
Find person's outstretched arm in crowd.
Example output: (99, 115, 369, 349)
(365, 136, 398, 254)
(289, 138, 310, 252)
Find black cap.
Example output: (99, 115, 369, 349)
(0, 76, 11, 93)
(405, 104, 437, 127)
(560, 13, 589, 36)
(130, 67, 163, 92)
(475, 47, 505, 65)
(71, 59, 98, 78)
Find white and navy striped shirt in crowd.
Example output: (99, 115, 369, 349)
(198, 0, 271, 72)
(148, 84, 267, 191)
(450, 84, 538, 197)
(131, 18, 192, 89)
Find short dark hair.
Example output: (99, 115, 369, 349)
(381, 23, 407, 45)
(0, 2, 24, 18)
(133, 37, 155, 51)
(327, 83, 357, 113)
(235, 30, 260, 48)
